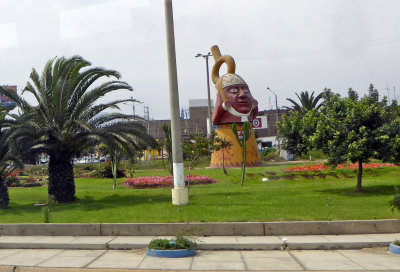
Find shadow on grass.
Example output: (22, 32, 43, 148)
(6, 193, 171, 213)
(318, 184, 397, 197)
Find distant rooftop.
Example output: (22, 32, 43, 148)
(188, 99, 214, 108)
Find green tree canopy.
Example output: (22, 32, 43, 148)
(279, 85, 396, 192)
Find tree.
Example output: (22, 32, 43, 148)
(213, 136, 232, 175)
(106, 131, 153, 188)
(182, 134, 210, 181)
(285, 91, 324, 112)
(232, 121, 251, 186)
(312, 86, 390, 192)
(278, 108, 319, 156)
(0, 110, 24, 208)
(280, 85, 393, 192)
(162, 124, 173, 175)
(0, 56, 154, 202)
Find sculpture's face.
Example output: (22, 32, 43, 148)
(224, 84, 254, 114)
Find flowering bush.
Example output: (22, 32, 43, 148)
(5, 175, 41, 188)
(284, 163, 398, 173)
(124, 175, 216, 189)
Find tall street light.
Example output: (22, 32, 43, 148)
(164, 0, 188, 205)
(195, 52, 213, 138)
(266, 87, 280, 150)
(130, 96, 143, 121)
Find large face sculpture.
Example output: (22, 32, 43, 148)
(224, 84, 254, 114)
(210, 46, 259, 125)
(212, 73, 258, 125)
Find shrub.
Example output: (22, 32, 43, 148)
(261, 147, 276, 157)
(5, 176, 41, 188)
(394, 240, 400, 246)
(389, 186, 400, 213)
(100, 160, 125, 178)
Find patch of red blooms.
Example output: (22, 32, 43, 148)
(284, 163, 398, 172)
(124, 175, 216, 189)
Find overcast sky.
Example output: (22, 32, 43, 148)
(1, 0, 400, 119)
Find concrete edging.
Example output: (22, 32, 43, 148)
(0, 220, 399, 236)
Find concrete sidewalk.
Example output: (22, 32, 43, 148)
(0, 248, 399, 271)
(0, 233, 399, 250)
(0, 234, 399, 271)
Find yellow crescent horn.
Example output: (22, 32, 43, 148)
(210, 45, 236, 102)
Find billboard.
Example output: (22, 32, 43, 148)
(251, 116, 268, 129)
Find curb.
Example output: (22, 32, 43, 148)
(1, 220, 399, 236)
(0, 235, 397, 250)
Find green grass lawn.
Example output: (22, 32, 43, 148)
(1, 162, 399, 223)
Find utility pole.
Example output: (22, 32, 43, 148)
(130, 96, 143, 121)
(144, 106, 150, 134)
(164, 0, 188, 205)
(195, 52, 213, 138)
(394, 86, 396, 102)
(266, 87, 280, 150)
(385, 84, 391, 101)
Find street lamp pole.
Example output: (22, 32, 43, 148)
(130, 96, 143, 121)
(266, 87, 280, 150)
(164, 0, 188, 205)
(195, 52, 213, 138)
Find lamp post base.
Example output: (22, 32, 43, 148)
(172, 187, 189, 205)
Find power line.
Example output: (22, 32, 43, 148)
(240, 35, 400, 60)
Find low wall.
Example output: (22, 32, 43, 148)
(0, 220, 399, 236)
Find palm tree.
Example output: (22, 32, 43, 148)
(0, 56, 154, 203)
(286, 91, 324, 112)
(0, 110, 24, 208)
(213, 136, 232, 175)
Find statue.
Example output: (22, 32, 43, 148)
(210, 45, 261, 168)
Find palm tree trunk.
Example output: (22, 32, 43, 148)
(48, 156, 75, 203)
(222, 149, 227, 175)
(0, 178, 10, 209)
(112, 160, 117, 189)
(356, 159, 363, 192)
(240, 139, 247, 186)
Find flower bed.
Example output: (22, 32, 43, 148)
(6, 176, 42, 188)
(124, 175, 216, 189)
(284, 163, 398, 173)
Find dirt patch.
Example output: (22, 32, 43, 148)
(318, 174, 326, 179)
(258, 173, 265, 176)
(268, 176, 280, 180)
(246, 173, 254, 177)
(330, 173, 340, 179)
(282, 175, 295, 180)
(265, 171, 277, 175)
(303, 174, 315, 180)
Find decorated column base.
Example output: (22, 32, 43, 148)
(210, 123, 261, 168)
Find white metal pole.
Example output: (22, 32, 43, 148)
(164, 0, 188, 205)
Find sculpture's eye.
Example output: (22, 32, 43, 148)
(243, 88, 249, 93)
(229, 88, 238, 93)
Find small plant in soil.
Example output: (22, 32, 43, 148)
(393, 240, 400, 246)
(148, 233, 198, 250)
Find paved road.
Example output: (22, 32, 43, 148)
(0, 248, 399, 271)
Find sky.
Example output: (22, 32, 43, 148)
(1, 0, 400, 119)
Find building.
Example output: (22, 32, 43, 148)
(147, 99, 214, 141)
(254, 109, 289, 149)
